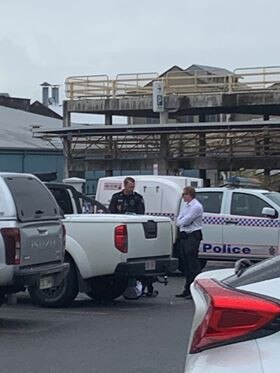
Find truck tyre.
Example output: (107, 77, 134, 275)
(86, 276, 128, 301)
(28, 256, 78, 308)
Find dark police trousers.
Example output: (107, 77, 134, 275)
(179, 230, 202, 294)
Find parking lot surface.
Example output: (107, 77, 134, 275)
(0, 276, 194, 373)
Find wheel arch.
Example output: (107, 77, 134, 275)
(65, 235, 93, 279)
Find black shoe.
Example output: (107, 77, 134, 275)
(175, 291, 189, 298)
(145, 290, 159, 298)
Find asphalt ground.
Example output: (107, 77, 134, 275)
(0, 262, 234, 373)
(0, 276, 193, 373)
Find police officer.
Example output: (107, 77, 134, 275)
(109, 177, 157, 297)
(109, 177, 145, 214)
(175, 186, 203, 299)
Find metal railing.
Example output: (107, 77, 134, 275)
(65, 66, 280, 100)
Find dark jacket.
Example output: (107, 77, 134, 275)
(109, 190, 145, 214)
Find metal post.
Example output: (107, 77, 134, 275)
(63, 101, 71, 179)
(198, 114, 206, 180)
(105, 114, 113, 175)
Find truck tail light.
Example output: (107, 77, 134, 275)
(1, 228, 21, 265)
(190, 279, 280, 354)
(114, 225, 128, 253)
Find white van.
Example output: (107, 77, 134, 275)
(96, 175, 280, 264)
(96, 175, 203, 217)
(96, 175, 203, 235)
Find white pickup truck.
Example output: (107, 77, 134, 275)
(96, 175, 280, 266)
(0, 173, 68, 306)
(28, 183, 177, 307)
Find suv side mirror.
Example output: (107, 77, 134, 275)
(261, 207, 276, 218)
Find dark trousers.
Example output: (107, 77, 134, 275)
(179, 230, 202, 294)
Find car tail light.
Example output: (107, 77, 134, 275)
(190, 278, 280, 353)
(1, 228, 21, 265)
(114, 225, 128, 253)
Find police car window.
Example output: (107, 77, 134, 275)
(263, 192, 280, 208)
(196, 192, 222, 213)
(231, 193, 271, 217)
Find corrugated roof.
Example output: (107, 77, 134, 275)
(185, 64, 235, 76)
(0, 106, 63, 150)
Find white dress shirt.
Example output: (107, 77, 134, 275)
(176, 198, 203, 233)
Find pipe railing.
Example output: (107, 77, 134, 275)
(65, 66, 280, 99)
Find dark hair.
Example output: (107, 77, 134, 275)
(124, 177, 135, 185)
(183, 186, 196, 198)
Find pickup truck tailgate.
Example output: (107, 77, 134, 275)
(124, 215, 173, 259)
(18, 221, 64, 266)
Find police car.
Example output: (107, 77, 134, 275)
(185, 256, 280, 373)
(196, 178, 280, 263)
(96, 175, 280, 264)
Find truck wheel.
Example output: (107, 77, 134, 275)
(28, 257, 78, 308)
(86, 276, 128, 301)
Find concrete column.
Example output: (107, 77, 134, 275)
(105, 114, 113, 125)
(158, 134, 168, 174)
(159, 111, 168, 124)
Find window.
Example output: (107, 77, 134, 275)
(224, 255, 280, 288)
(49, 187, 74, 214)
(196, 192, 222, 213)
(263, 192, 280, 208)
(5, 176, 61, 222)
(231, 192, 271, 217)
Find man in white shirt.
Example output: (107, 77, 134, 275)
(175, 186, 203, 299)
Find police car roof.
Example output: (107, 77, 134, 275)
(196, 187, 270, 193)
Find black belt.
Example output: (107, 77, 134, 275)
(179, 230, 202, 240)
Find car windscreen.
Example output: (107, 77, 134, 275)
(223, 255, 280, 287)
(263, 192, 280, 208)
(4, 176, 62, 222)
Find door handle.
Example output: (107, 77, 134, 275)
(37, 228, 48, 235)
(225, 220, 238, 225)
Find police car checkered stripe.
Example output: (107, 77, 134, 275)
(147, 212, 175, 220)
(203, 215, 280, 228)
(146, 213, 280, 227)
(202, 216, 225, 225)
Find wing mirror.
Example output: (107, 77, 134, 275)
(234, 258, 252, 277)
(261, 207, 276, 218)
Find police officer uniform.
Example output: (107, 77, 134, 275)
(109, 188, 157, 296)
(109, 190, 145, 214)
(176, 197, 203, 298)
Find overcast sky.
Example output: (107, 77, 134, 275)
(0, 0, 278, 102)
